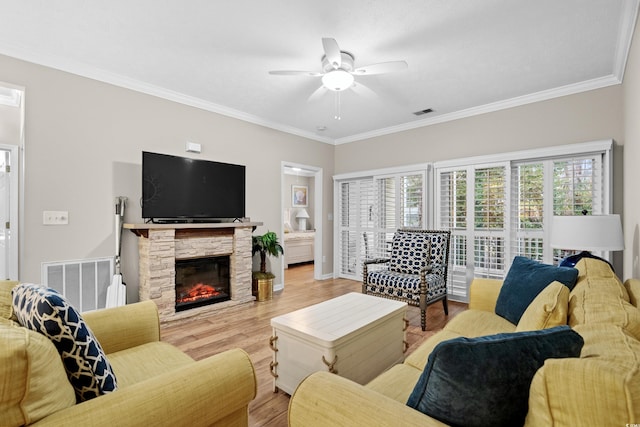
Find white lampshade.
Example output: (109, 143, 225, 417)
(549, 214, 624, 251)
(296, 209, 310, 231)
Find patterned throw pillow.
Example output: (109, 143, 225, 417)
(11, 283, 118, 402)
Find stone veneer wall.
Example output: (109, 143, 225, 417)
(136, 225, 254, 323)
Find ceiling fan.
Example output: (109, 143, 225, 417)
(269, 38, 408, 110)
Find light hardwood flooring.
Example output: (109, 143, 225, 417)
(161, 263, 467, 427)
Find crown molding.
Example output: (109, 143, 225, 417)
(333, 75, 622, 145)
(0, 44, 335, 145)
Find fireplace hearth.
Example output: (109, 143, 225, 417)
(175, 256, 230, 312)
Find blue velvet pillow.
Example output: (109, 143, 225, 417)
(407, 326, 583, 427)
(495, 256, 578, 325)
(11, 283, 118, 402)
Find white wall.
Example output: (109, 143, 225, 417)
(0, 54, 335, 302)
(624, 15, 640, 279)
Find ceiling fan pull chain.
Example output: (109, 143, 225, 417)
(335, 91, 342, 120)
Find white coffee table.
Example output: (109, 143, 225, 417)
(269, 292, 407, 395)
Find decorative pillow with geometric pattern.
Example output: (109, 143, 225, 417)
(11, 283, 118, 402)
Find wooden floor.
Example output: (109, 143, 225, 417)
(161, 263, 467, 427)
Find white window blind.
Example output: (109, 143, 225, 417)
(438, 169, 468, 299)
(336, 169, 426, 280)
(436, 141, 611, 302)
(473, 166, 508, 280)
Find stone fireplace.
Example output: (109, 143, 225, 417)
(125, 222, 261, 323)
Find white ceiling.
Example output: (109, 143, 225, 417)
(0, 0, 637, 144)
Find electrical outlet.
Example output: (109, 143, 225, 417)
(43, 211, 69, 225)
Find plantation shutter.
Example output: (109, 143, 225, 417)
(337, 179, 375, 277)
(336, 169, 426, 280)
(438, 169, 468, 299)
(436, 143, 610, 302)
(511, 162, 545, 262)
(473, 165, 508, 280)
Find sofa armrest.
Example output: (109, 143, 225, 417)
(82, 300, 161, 354)
(468, 278, 504, 312)
(289, 372, 448, 427)
(32, 348, 257, 427)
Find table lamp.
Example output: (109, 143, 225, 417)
(296, 209, 310, 231)
(549, 214, 624, 270)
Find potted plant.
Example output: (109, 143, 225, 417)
(252, 231, 284, 301)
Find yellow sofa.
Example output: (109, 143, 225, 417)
(0, 281, 257, 427)
(289, 258, 640, 426)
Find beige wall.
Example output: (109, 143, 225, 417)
(0, 101, 21, 145)
(624, 17, 640, 279)
(335, 85, 625, 273)
(0, 54, 334, 301)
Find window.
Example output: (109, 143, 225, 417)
(335, 167, 427, 280)
(436, 141, 612, 301)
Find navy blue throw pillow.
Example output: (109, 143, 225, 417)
(495, 256, 578, 325)
(407, 326, 583, 427)
(12, 283, 118, 402)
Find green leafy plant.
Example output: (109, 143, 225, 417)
(252, 231, 284, 279)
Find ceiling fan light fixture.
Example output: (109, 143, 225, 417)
(322, 69, 354, 91)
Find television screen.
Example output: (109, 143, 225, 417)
(142, 151, 245, 222)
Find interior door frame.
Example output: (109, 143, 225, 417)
(280, 161, 324, 288)
(0, 143, 19, 280)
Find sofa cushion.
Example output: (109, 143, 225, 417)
(11, 283, 118, 402)
(406, 326, 583, 427)
(0, 320, 76, 427)
(108, 341, 194, 388)
(388, 231, 431, 275)
(495, 256, 578, 325)
(569, 259, 640, 340)
(365, 363, 423, 404)
(516, 281, 569, 332)
(527, 323, 640, 426)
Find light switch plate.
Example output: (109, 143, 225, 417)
(43, 211, 68, 225)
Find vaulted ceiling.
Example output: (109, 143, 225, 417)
(0, 0, 637, 144)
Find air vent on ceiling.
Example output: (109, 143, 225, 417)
(413, 108, 434, 116)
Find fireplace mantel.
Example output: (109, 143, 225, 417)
(125, 221, 262, 323)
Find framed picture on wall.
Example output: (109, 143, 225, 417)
(292, 185, 308, 207)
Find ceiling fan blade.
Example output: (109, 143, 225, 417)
(307, 85, 328, 102)
(353, 60, 408, 75)
(322, 38, 342, 69)
(350, 82, 377, 99)
(269, 70, 323, 76)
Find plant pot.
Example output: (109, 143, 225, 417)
(252, 277, 273, 302)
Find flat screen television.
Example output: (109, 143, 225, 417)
(142, 151, 246, 222)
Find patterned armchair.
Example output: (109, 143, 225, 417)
(362, 229, 451, 331)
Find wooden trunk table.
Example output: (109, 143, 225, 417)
(269, 292, 408, 395)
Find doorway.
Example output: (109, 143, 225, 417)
(0, 83, 23, 280)
(281, 162, 323, 289)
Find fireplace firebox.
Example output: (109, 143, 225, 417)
(175, 256, 231, 312)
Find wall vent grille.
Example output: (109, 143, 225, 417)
(41, 257, 114, 312)
(413, 108, 434, 116)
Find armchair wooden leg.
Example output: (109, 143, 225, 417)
(442, 296, 449, 315)
(421, 309, 426, 331)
